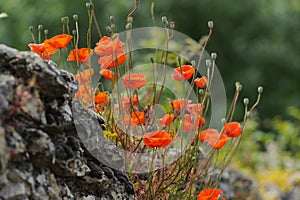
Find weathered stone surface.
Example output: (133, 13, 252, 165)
(0, 44, 134, 200)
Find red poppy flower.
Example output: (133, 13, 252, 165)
(183, 114, 205, 132)
(123, 95, 139, 107)
(28, 43, 54, 60)
(100, 69, 120, 80)
(98, 53, 127, 69)
(74, 83, 93, 104)
(143, 130, 173, 148)
(44, 34, 72, 50)
(67, 48, 91, 62)
(95, 104, 102, 112)
(158, 113, 175, 127)
(199, 129, 228, 149)
(223, 122, 242, 138)
(197, 188, 226, 200)
(171, 72, 184, 81)
(194, 76, 208, 89)
(74, 69, 94, 84)
(173, 65, 195, 80)
(122, 73, 147, 89)
(94, 91, 109, 106)
(95, 36, 125, 56)
(131, 111, 144, 125)
(171, 99, 192, 110)
(186, 103, 202, 114)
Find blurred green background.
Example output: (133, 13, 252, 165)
(1, 0, 300, 197)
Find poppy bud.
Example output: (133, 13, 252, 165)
(61, 16, 69, 24)
(243, 98, 249, 105)
(126, 23, 132, 30)
(44, 29, 48, 38)
(170, 21, 175, 29)
(38, 25, 43, 31)
(86, 2, 94, 10)
(72, 30, 77, 36)
(258, 86, 263, 93)
(29, 26, 34, 32)
(211, 52, 217, 60)
(191, 60, 196, 67)
(235, 82, 242, 92)
(73, 14, 78, 21)
(127, 16, 133, 23)
(199, 89, 205, 96)
(110, 16, 114, 24)
(221, 117, 226, 124)
(208, 20, 214, 29)
(205, 59, 212, 68)
(162, 16, 168, 27)
(106, 26, 111, 33)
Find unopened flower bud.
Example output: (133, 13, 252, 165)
(73, 14, 78, 21)
(208, 20, 214, 29)
(86, 2, 94, 10)
(38, 25, 43, 31)
(105, 26, 111, 33)
(211, 52, 217, 60)
(127, 16, 133, 23)
(177, 56, 182, 63)
(29, 26, 34, 32)
(110, 16, 114, 24)
(170, 21, 175, 29)
(126, 23, 132, 30)
(162, 16, 168, 26)
(221, 117, 226, 124)
(235, 82, 242, 92)
(205, 59, 212, 68)
(72, 30, 77, 36)
(191, 60, 196, 67)
(61, 16, 69, 24)
(258, 86, 263, 93)
(199, 89, 205, 96)
(243, 98, 249, 105)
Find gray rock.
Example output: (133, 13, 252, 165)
(0, 44, 134, 199)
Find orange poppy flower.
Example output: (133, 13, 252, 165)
(74, 69, 94, 84)
(94, 91, 109, 106)
(183, 114, 205, 132)
(171, 99, 192, 110)
(171, 72, 184, 81)
(173, 65, 195, 80)
(158, 113, 175, 127)
(199, 129, 228, 149)
(74, 83, 93, 104)
(98, 53, 127, 69)
(123, 94, 139, 107)
(100, 69, 120, 80)
(194, 76, 208, 89)
(95, 104, 102, 112)
(44, 34, 72, 50)
(95, 36, 125, 56)
(122, 73, 147, 89)
(223, 122, 242, 138)
(28, 43, 54, 60)
(197, 188, 226, 200)
(143, 130, 173, 148)
(186, 103, 202, 114)
(67, 48, 91, 63)
(131, 111, 144, 125)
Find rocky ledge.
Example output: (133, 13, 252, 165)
(0, 44, 134, 200)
